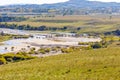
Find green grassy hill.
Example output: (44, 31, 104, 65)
(0, 46, 120, 80)
(2, 15, 120, 33)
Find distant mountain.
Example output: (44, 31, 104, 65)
(1, 0, 120, 9)
(1, 0, 120, 15)
(39, 0, 120, 8)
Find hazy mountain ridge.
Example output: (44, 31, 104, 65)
(1, 0, 120, 9)
(1, 0, 120, 15)
(41, 0, 120, 8)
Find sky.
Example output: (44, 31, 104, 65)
(90, 0, 120, 2)
(0, 0, 69, 5)
(0, 0, 120, 6)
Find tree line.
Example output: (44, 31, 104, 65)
(0, 16, 26, 22)
(0, 23, 81, 31)
(105, 29, 120, 36)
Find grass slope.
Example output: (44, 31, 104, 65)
(0, 46, 120, 80)
(3, 15, 120, 33)
(0, 35, 11, 42)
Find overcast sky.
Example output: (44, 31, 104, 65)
(0, 0, 69, 5)
(90, 0, 120, 2)
(0, 0, 120, 6)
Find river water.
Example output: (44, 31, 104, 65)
(0, 28, 102, 54)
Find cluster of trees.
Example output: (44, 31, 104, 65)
(78, 41, 109, 49)
(0, 16, 26, 22)
(0, 53, 35, 65)
(28, 47, 70, 55)
(1, 5, 120, 15)
(0, 23, 81, 31)
(105, 29, 120, 36)
(27, 44, 101, 56)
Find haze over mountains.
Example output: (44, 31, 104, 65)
(1, 0, 120, 8)
(1, 0, 120, 15)
(41, 0, 120, 8)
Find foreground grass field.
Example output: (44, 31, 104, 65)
(0, 44, 120, 80)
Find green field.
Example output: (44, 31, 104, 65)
(0, 42, 120, 80)
(0, 14, 120, 80)
(2, 15, 120, 33)
(0, 35, 12, 42)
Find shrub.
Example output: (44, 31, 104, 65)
(52, 47, 58, 52)
(84, 46, 92, 50)
(61, 48, 72, 53)
(17, 52, 29, 56)
(30, 47, 36, 51)
(28, 51, 35, 54)
(13, 55, 25, 61)
(11, 47, 15, 51)
(78, 42, 89, 45)
(0, 57, 7, 65)
(6, 58, 13, 62)
(45, 48, 50, 53)
(40, 50, 46, 54)
(0, 52, 36, 65)
(101, 41, 109, 48)
(3, 53, 14, 59)
(38, 48, 46, 54)
(91, 43, 102, 49)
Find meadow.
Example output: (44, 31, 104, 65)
(0, 35, 12, 42)
(2, 15, 120, 33)
(0, 42, 120, 80)
(0, 14, 120, 80)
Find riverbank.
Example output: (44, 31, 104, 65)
(0, 36, 102, 54)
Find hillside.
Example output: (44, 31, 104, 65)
(41, 0, 120, 8)
(2, 15, 120, 33)
(2, 0, 120, 9)
(0, 46, 120, 80)
(1, 0, 120, 14)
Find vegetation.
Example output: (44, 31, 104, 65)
(0, 15, 119, 34)
(91, 43, 103, 49)
(0, 23, 81, 31)
(0, 32, 30, 42)
(1, 0, 120, 15)
(0, 16, 26, 22)
(105, 29, 120, 36)
(0, 53, 35, 65)
(0, 35, 12, 42)
(0, 5, 120, 80)
(0, 43, 119, 79)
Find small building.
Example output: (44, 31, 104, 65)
(32, 34, 47, 39)
(54, 32, 76, 37)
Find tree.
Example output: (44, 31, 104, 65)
(27, 46, 30, 49)
(4, 47, 7, 50)
(38, 26, 46, 31)
(0, 55, 6, 65)
(0, 31, 4, 36)
(77, 27, 81, 30)
(91, 43, 102, 49)
(11, 47, 14, 51)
